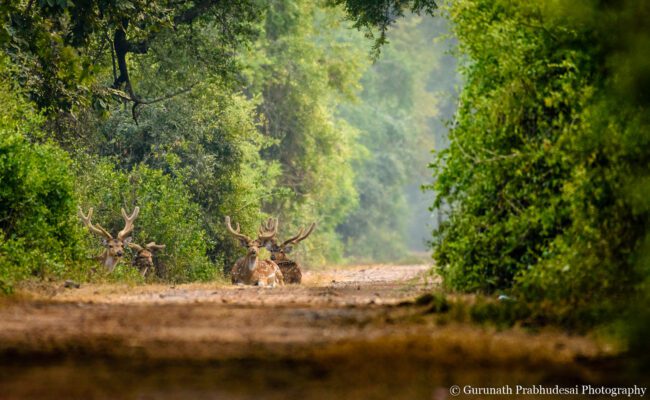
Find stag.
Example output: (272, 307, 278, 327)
(225, 216, 283, 287)
(262, 219, 316, 284)
(128, 242, 166, 277)
(78, 206, 139, 272)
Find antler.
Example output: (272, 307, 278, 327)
(117, 207, 140, 240)
(225, 216, 251, 242)
(145, 242, 166, 251)
(78, 207, 113, 239)
(130, 242, 165, 252)
(258, 217, 278, 241)
(281, 222, 316, 246)
(127, 242, 144, 252)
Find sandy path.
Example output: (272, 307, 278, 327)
(13, 264, 433, 306)
(0, 263, 607, 364)
(0, 265, 630, 399)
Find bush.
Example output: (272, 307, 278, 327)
(74, 157, 216, 282)
(0, 112, 86, 292)
(81, 82, 282, 274)
(429, 0, 650, 325)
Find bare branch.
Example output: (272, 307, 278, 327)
(174, 0, 223, 25)
(105, 83, 197, 123)
(25, 0, 34, 14)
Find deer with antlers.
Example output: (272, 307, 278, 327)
(225, 216, 284, 287)
(128, 242, 166, 277)
(78, 206, 139, 272)
(260, 218, 316, 284)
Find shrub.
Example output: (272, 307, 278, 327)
(428, 0, 650, 325)
(74, 157, 216, 282)
(0, 111, 86, 292)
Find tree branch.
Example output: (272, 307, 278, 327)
(25, 0, 35, 14)
(106, 31, 117, 83)
(107, 0, 226, 121)
(106, 83, 198, 123)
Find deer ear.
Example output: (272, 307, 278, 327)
(284, 245, 293, 254)
(101, 238, 108, 246)
(239, 239, 248, 248)
(264, 241, 275, 251)
(123, 237, 133, 245)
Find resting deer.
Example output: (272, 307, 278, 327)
(225, 216, 283, 287)
(262, 219, 316, 284)
(128, 242, 166, 277)
(78, 206, 139, 272)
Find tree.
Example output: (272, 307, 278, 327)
(328, 0, 438, 55)
(429, 0, 650, 325)
(240, 0, 366, 264)
(2, 0, 262, 120)
(0, 56, 87, 292)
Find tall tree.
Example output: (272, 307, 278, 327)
(240, 0, 366, 264)
(2, 0, 262, 121)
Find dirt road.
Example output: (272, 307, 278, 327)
(0, 265, 630, 399)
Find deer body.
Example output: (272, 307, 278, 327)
(129, 242, 166, 277)
(99, 248, 122, 272)
(225, 216, 283, 287)
(264, 220, 315, 285)
(231, 254, 283, 287)
(274, 260, 302, 284)
(79, 206, 139, 273)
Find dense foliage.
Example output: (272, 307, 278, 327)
(0, 59, 87, 292)
(1, 0, 261, 116)
(329, 0, 438, 55)
(241, 0, 367, 265)
(75, 158, 214, 282)
(429, 0, 650, 324)
(2, 0, 444, 291)
(81, 78, 280, 272)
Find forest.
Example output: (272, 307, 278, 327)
(0, 1, 417, 282)
(1, 0, 454, 288)
(1, 0, 649, 393)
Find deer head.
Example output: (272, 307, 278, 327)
(128, 241, 165, 276)
(225, 216, 277, 268)
(78, 206, 140, 271)
(267, 221, 316, 262)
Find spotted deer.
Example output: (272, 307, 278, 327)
(78, 206, 139, 272)
(225, 216, 284, 287)
(262, 219, 316, 284)
(128, 242, 165, 277)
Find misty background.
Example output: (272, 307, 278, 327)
(337, 14, 460, 261)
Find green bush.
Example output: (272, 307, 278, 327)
(0, 117, 86, 292)
(429, 0, 650, 325)
(74, 157, 215, 282)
